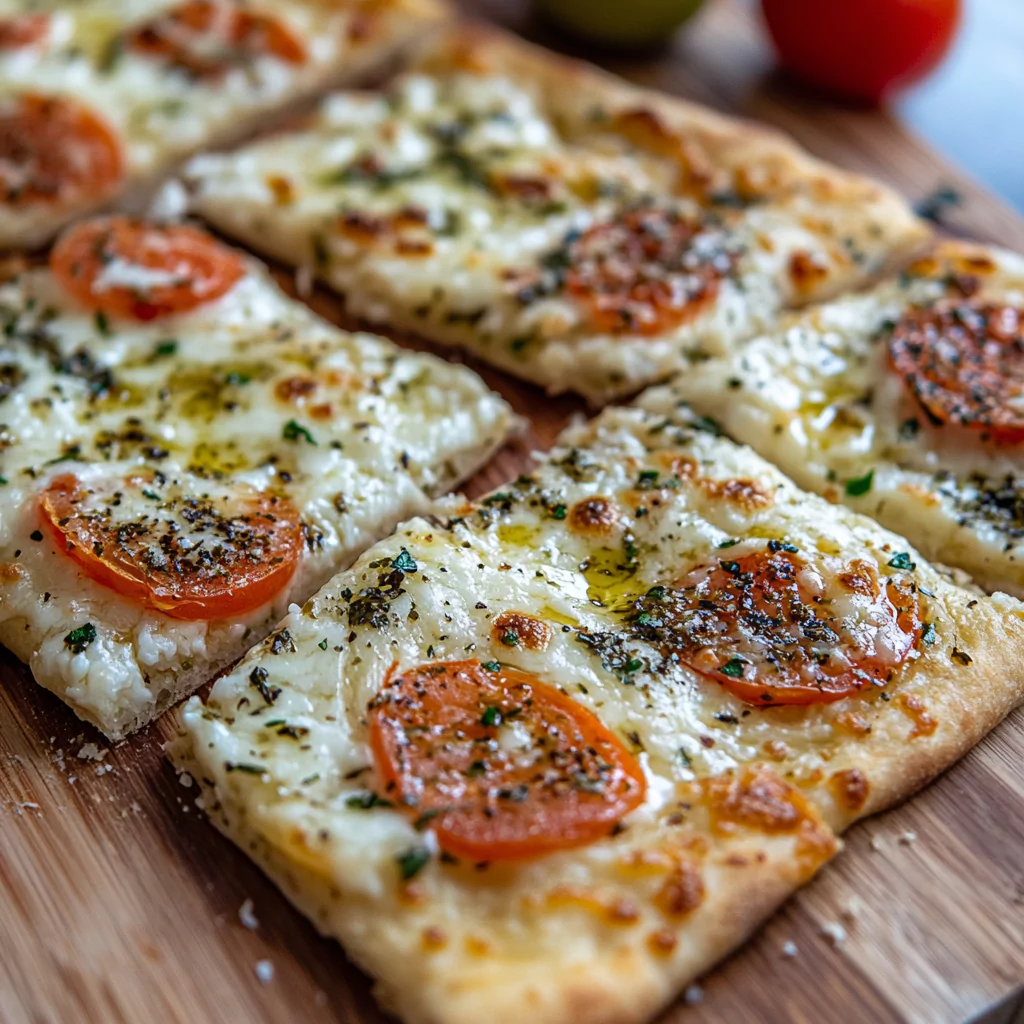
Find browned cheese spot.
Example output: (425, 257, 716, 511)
(568, 496, 620, 536)
(491, 609, 552, 652)
(829, 767, 870, 813)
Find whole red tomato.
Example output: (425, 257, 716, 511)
(761, 0, 961, 104)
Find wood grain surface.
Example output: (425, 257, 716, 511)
(2, 2, 1023, 1022)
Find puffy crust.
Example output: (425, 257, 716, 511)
(410, 23, 930, 301)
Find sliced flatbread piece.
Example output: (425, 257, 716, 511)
(184, 23, 928, 406)
(668, 241, 1024, 598)
(171, 386, 1024, 1024)
(0, 0, 444, 248)
(0, 215, 512, 739)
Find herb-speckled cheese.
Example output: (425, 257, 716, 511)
(668, 242, 1024, 598)
(170, 388, 1019, 1024)
(0, 256, 511, 738)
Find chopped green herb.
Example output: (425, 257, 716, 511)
(548, 503, 568, 520)
(142, 489, 161, 501)
(317, 638, 329, 650)
(499, 631, 519, 647)
(921, 622, 937, 645)
(480, 705, 502, 727)
(391, 549, 417, 573)
(345, 792, 392, 810)
(63, 622, 96, 653)
(767, 540, 799, 554)
(718, 538, 739, 549)
(249, 665, 280, 705)
(0, 476, 7, 485)
(845, 470, 874, 497)
(282, 419, 317, 445)
(226, 763, 266, 775)
(678, 748, 692, 768)
(224, 370, 251, 386)
(636, 469, 660, 489)
(94, 311, 111, 336)
(887, 552, 916, 571)
(396, 846, 431, 880)
(154, 339, 178, 357)
(914, 185, 963, 224)
(414, 808, 442, 831)
(625, 657, 643, 674)
(481, 661, 501, 672)
(720, 657, 746, 678)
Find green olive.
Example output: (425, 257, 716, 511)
(535, 0, 707, 48)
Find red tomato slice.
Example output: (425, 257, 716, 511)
(633, 549, 922, 705)
(127, 0, 306, 79)
(0, 94, 124, 208)
(887, 302, 1024, 443)
(50, 217, 245, 321)
(0, 13, 50, 49)
(369, 660, 647, 862)
(40, 474, 303, 620)
(762, 0, 961, 105)
(556, 206, 734, 336)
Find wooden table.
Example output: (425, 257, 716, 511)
(2, 2, 1023, 1023)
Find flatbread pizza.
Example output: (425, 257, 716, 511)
(171, 387, 1024, 1024)
(0, 0, 444, 249)
(184, 24, 929, 405)
(668, 241, 1024, 598)
(0, 215, 512, 738)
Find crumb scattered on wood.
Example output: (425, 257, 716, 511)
(897, 830, 917, 846)
(683, 985, 704, 1005)
(782, 941, 799, 958)
(255, 959, 274, 984)
(239, 898, 259, 931)
(820, 921, 847, 948)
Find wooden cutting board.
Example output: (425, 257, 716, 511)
(2, 2, 1023, 1022)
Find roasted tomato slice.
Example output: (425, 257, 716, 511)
(631, 549, 922, 705)
(40, 474, 303, 620)
(369, 659, 647, 862)
(0, 13, 50, 49)
(0, 94, 124, 208)
(126, 0, 305, 79)
(51, 217, 245, 321)
(887, 302, 1024, 443)
(551, 206, 734, 336)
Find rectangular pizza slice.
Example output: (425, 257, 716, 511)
(184, 24, 928, 406)
(0, 215, 512, 739)
(667, 240, 1024, 598)
(170, 385, 1024, 1024)
(0, 0, 445, 249)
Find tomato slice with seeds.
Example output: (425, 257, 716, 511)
(369, 660, 647, 862)
(632, 549, 922, 705)
(887, 302, 1024, 443)
(126, 0, 306, 80)
(551, 206, 734, 336)
(0, 13, 49, 49)
(51, 217, 245, 321)
(0, 94, 123, 209)
(40, 474, 303, 620)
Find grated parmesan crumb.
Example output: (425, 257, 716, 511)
(820, 922, 847, 948)
(782, 941, 799, 958)
(77, 743, 107, 762)
(239, 898, 259, 931)
(254, 959, 274, 984)
(841, 896, 865, 922)
(870, 833, 886, 852)
(683, 985, 704, 1005)
(897, 830, 917, 845)
(178, 772, 194, 788)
